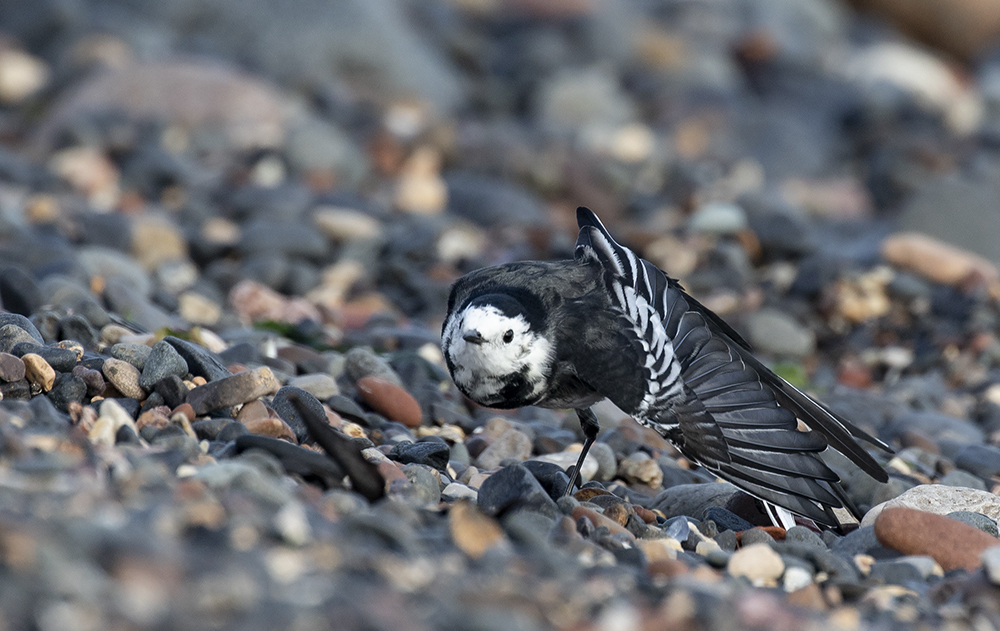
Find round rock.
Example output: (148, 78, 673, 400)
(139, 340, 190, 391)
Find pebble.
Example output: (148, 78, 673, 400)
(881, 232, 1000, 296)
(587, 442, 617, 481)
(162, 336, 232, 382)
(617, 452, 663, 488)
(650, 483, 738, 519)
(11, 343, 79, 372)
(110, 343, 152, 371)
(728, 543, 785, 583)
(21, 354, 55, 392)
(873, 507, 1000, 571)
(863, 484, 1000, 526)
(475, 429, 532, 470)
(286, 373, 339, 400)
(48, 374, 87, 412)
(139, 340, 189, 391)
(0, 324, 40, 354)
(947, 511, 999, 537)
(344, 348, 403, 387)
(449, 500, 508, 559)
(187, 366, 282, 415)
(983, 546, 1000, 585)
(102, 358, 146, 400)
(355, 376, 422, 428)
(269, 386, 327, 444)
(746, 308, 816, 358)
(242, 415, 296, 442)
(0, 353, 26, 382)
(477, 463, 558, 517)
(390, 441, 450, 471)
(954, 444, 1000, 479)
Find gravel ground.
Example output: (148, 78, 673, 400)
(0, 1, 998, 630)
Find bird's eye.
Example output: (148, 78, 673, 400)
(502, 329, 514, 343)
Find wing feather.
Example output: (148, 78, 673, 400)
(574, 206, 890, 525)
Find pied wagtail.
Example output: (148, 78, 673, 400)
(441, 207, 890, 528)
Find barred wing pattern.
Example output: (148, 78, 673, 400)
(574, 207, 887, 525)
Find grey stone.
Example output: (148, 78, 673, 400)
(476, 429, 532, 470)
(0, 313, 44, 344)
(746, 308, 815, 358)
(863, 484, 1000, 527)
(0, 324, 39, 354)
(110, 343, 152, 372)
(947, 511, 999, 537)
(955, 445, 1000, 479)
(478, 463, 558, 518)
(940, 469, 988, 491)
(270, 386, 326, 445)
(344, 347, 402, 387)
(649, 483, 738, 519)
(139, 340, 189, 391)
(163, 336, 231, 382)
(588, 442, 617, 482)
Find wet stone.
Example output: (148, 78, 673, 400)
(390, 441, 450, 471)
(187, 366, 281, 416)
(110, 343, 152, 371)
(11, 342, 79, 372)
(0, 352, 25, 382)
(139, 340, 189, 391)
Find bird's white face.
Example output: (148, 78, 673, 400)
(442, 304, 552, 408)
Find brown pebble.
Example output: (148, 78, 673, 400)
(136, 408, 171, 432)
(377, 460, 407, 490)
(172, 402, 196, 423)
(356, 375, 422, 428)
(186, 366, 280, 415)
(22, 353, 55, 392)
(882, 232, 1000, 297)
(571, 506, 635, 541)
(573, 488, 612, 502)
(634, 505, 657, 524)
(787, 582, 827, 611)
(874, 506, 1000, 571)
(236, 400, 268, 422)
(603, 503, 632, 527)
(648, 558, 689, 578)
(449, 499, 508, 559)
(242, 415, 296, 442)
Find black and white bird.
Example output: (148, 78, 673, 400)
(441, 207, 890, 528)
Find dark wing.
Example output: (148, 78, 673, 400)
(574, 208, 730, 468)
(574, 207, 888, 524)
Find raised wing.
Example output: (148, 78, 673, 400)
(573, 207, 888, 524)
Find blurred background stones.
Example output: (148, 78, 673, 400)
(0, 0, 997, 629)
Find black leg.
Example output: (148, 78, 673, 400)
(565, 407, 600, 496)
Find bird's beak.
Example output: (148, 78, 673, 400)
(462, 330, 486, 345)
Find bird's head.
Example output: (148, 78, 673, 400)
(441, 291, 552, 408)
